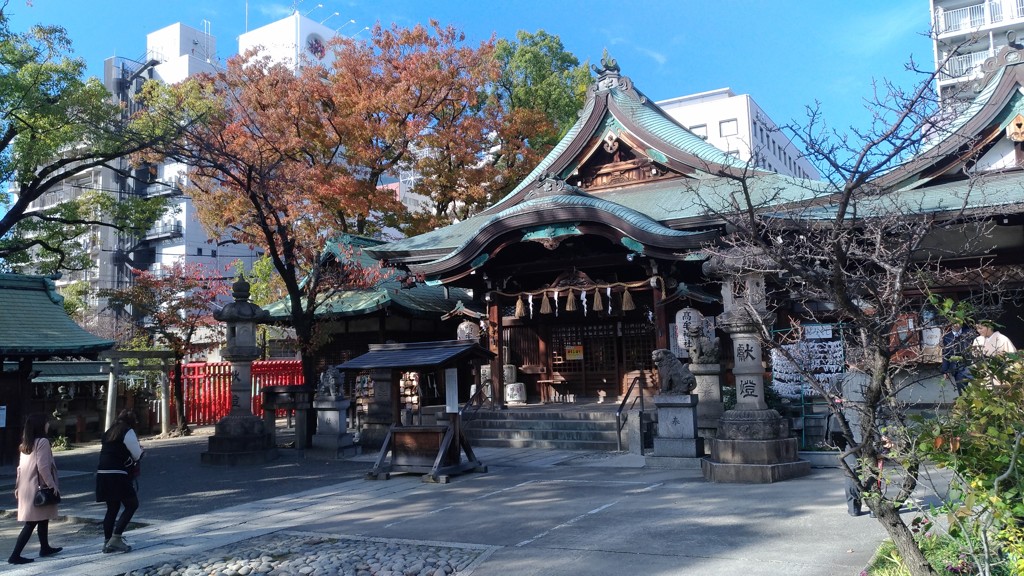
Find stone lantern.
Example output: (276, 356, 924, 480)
(699, 252, 809, 483)
(201, 274, 277, 465)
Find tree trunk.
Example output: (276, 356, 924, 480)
(172, 361, 190, 435)
(871, 501, 937, 575)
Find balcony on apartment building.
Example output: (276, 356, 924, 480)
(935, 1, 1024, 87)
(143, 221, 183, 241)
(935, 1, 1024, 37)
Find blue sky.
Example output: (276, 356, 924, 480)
(7, 0, 933, 139)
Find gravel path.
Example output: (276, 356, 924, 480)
(123, 531, 497, 576)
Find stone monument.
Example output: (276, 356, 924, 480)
(700, 256, 809, 483)
(312, 366, 358, 457)
(201, 274, 278, 465)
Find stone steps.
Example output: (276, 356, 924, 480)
(463, 408, 622, 451)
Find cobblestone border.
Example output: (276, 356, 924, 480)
(124, 530, 500, 576)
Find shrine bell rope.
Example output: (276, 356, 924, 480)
(494, 276, 667, 319)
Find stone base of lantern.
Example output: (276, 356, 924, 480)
(201, 412, 278, 465)
(313, 398, 358, 457)
(701, 408, 809, 483)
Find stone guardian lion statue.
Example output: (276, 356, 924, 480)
(652, 349, 697, 394)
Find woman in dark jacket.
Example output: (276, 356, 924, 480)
(95, 409, 143, 553)
(8, 413, 62, 564)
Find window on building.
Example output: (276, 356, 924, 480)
(720, 119, 738, 137)
(196, 247, 203, 256)
(211, 249, 217, 258)
(690, 124, 708, 140)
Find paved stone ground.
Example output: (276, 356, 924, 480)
(0, 424, 896, 576)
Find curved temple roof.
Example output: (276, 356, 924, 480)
(0, 274, 114, 358)
(366, 58, 824, 280)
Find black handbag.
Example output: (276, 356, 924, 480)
(33, 486, 60, 507)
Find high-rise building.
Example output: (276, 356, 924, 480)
(657, 88, 820, 180)
(19, 22, 262, 337)
(238, 10, 338, 70)
(931, 0, 1024, 103)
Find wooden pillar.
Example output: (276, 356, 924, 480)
(538, 325, 550, 403)
(653, 282, 668, 350)
(488, 297, 504, 409)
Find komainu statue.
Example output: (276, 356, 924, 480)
(652, 349, 697, 394)
(317, 366, 344, 399)
(686, 324, 721, 364)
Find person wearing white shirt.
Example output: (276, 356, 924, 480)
(95, 409, 144, 554)
(972, 321, 1017, 357)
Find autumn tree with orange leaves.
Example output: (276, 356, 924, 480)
(100, 262, 228, 435)
(141, 21, 497, 395)
(401, 29, 591, 235)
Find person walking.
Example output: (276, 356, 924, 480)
(8, 413, 63, 564)
(96, 409, 143, 553)
(940, 321, 974, 394)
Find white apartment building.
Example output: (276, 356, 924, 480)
(238, 10, 339, 70)
(931, 0, 1024, 103)
(657, 88, 820, 180)
(21, 22, 262, 335)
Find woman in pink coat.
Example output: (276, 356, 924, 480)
(8, 413, 62, 565)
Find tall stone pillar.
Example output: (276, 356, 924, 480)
(201, 275, 278, 465)
(700, 260, 809, 483)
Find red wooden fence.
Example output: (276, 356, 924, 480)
(177, 360, 305, 425)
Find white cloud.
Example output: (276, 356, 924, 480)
(638, 47, 667, 66)
(256, 2, 294, 19)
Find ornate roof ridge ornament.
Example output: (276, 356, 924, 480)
(592, 50, 620, 77)
(525, 173, 589, 200)
(588, 49, 645, 105)
(975, 34, 1024, 93)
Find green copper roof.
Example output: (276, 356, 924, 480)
(606, 83, 749, 170)
(264, 236, 473, 321)
(789, 170, 1024, 220)
(0, 274, 114, 358)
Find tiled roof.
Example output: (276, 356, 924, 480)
(336, 339, 493, 371)
(1, 360, 108, 382)
(606, 84, 748, 170)
(785, 170, 1024, 220)
(0, 274, 114, 358)
(366, 172, 831, 267)
(264, 236, 475, 321)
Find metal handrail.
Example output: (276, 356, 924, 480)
(615, 369, 649, 451)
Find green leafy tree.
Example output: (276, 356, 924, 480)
(100, 262, 229, 435)
(402, 30, 592, 235)
(60, 279, 90, 322)
(919, 350, 1024, 575)
(0, 7, 182, 272)
(493, 30, 592, 146)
